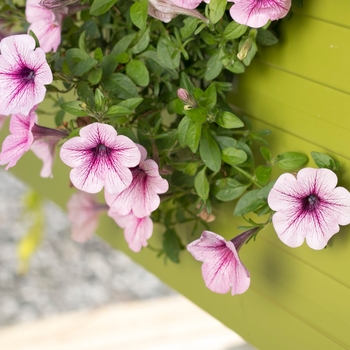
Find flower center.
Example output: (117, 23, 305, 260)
(302, 193, 320, 211)
(96, 144, 110, 156)
(19, 67, 35, 82)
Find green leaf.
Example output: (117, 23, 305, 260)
(233, 189, 266, 216)
(60, 101, 87, 117)
(178, 116, 191, 147)
(118, 98, 144, 110)
(222, 147, 247, 166)
(186, 121, 202, 153)
(205, 49, 223, 81)
(162, 229, 182, 263)
(199, 84, 216, 109)
(94, 47, 103, 62)
(257, 181, 276, 201)
(157, 37, 180, 70)
(209, 0, 227, 24)
(214, 136, 237, 149)
(126, 59, 150, 87)
(103, 73, 139, 99)
(90, 0, 117, 16)
(180, 17, 200, 39)
(105, 105, 132, 117)
(101, 54, 119, 76)
(311, 151, 341, 171)
(224, 22, 248, 40)
(199, 129, 221, 172)
(255, 165, 272, 185)
(225, 60, 246, 74)
(194, 167, 209, 200)
(215, 111, 244, 129)
(94, 88, 105, 110)
(130, 0, 148, 30)
(54, 109, 65, 126)
(180, 72, 195, 94)
(88, 67, 103, 85)
(111, 33, 136, 55)
(130, 28, 150, 54)
(274, 152, 308, 170)
(257, 29, 279, 46)
(184, 107, 207, 123)
(65, 48, 90, 65)
(72, 57, 98, 76)
(213, 178, 248, 201)
(260, 146, 271, 162)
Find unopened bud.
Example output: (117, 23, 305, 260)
(177, 88, 198, 108)
(237, 38, 252, 61)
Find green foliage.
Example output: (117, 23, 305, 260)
(4, 0, 309, 263)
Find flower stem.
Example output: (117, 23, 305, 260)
(232, 165, 262, 188)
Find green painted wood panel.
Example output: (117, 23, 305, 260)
(2, 0, 350, 349)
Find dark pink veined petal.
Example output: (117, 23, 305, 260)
(0, 35, 52, 116)
(30, 138, 58, 178)
(268, 168, 350, 249)
(187, 230, 250, 295)
(229, 0, 291, 28)
(168, 0, 202, 10)
(67, 191, 106, 243)
(60, 123, 141, 194)
(108, 209, 153, 252)
(0, 110, 36, 169)
(105, 145, 168, 218)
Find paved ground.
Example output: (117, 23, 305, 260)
(0, 169, 173, 327)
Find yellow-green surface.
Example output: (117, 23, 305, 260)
(2, 0, 350, 349)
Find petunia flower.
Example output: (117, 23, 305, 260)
(148, 0, 208, 23)
(60, 123, 141, 195)
(67, 191, 108, 243)
(26, 0, 68, 53)
(268, 168, 350, 250)
(30, 138, 60, 178)
(187, 229, 257, 295)
(0, 108, 68, 173)
(229, 0, 291, 28)
(105, 144, 169, 218)
(0, 34, 53, 116)
(108, 209, 153, 253)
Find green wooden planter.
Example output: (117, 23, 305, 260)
(2, 1, 350, 349)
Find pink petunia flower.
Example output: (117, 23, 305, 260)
(0, 108, 68, 173)
(268, 168, 350, 250)
(187, 229, 256, 295)
(0, 109, 36, 169)
(108, 209, 153, 252)
(148, 0, 208, 23)
(26, 0, 68, 53)
(105, 144, 168, 218)
(67, 191, 108, 243)
(30, 138, 60, 178)
(60, 123, 141, 195)
(0, 35, 53, 116)
(229, 0, 291, 28)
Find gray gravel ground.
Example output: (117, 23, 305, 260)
(0, 169, 173, 327)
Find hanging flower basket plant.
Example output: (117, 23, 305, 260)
(1, 0, 350, 348)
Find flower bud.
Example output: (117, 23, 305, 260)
(237, 38, 252, 61)
(177, 88, 198, 108)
